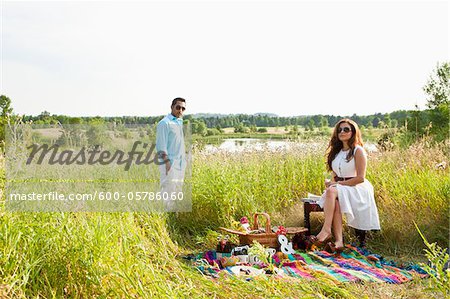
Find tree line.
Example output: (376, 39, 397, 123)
(11, 109, 408, 129)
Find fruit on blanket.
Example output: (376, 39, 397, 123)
(276, 251, 288, 260)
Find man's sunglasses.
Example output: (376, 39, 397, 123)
(338, 127, 351, 133)
(175, 105, 186, 111)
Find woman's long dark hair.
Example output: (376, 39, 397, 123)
(326, 118, 364, 171)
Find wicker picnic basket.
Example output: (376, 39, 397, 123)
(219, 212, 279, 248)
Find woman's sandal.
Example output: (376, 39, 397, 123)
(306, 235, 332, 250)
(325, 242, 345, 254)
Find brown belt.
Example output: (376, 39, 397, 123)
(334, 176, 355, 182)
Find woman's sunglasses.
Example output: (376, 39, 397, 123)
(338, 127, 351, 133)
(175, 105, 186, 111)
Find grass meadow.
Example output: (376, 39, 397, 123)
(0, 139, 448, 298)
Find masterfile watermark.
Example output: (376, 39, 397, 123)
(5, 124, 192, 212)
(27, 141, 166, 171)
(9, 191, 184, 202)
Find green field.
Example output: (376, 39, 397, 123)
(0, 140, 449, 298)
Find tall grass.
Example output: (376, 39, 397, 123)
(367, 142, 449, 255)
(0, 140, 448, 298)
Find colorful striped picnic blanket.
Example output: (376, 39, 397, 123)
(187, 245, 428, 283)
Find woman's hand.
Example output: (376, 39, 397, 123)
(325, 180, 337, 188)
(324, 171, 337, 188)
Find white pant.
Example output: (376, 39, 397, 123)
(159, 165, 185, 211)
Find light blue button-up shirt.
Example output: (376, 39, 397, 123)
(156, 114, 185, 170)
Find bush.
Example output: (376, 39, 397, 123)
(257, 127, 268, 133)
(206, 128, 222, 136)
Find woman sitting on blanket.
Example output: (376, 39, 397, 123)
(309, 118, 381, 252)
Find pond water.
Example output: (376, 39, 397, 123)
(201, 138, 378, 153)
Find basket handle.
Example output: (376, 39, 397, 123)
(252, 212, 271, 233)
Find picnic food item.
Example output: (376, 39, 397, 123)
(240, 217, 251, 232)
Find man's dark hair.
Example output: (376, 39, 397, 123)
(171, 97, 186, 107)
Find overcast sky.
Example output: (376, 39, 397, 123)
(1, 1, 448, 117)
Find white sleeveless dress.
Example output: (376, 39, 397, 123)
(319, 145, 381, 231)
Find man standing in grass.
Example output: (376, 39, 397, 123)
(156, 98, 186, 211)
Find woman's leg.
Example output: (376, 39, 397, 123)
(316, 186, 338, 242)
(332, 200, 344, 248)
